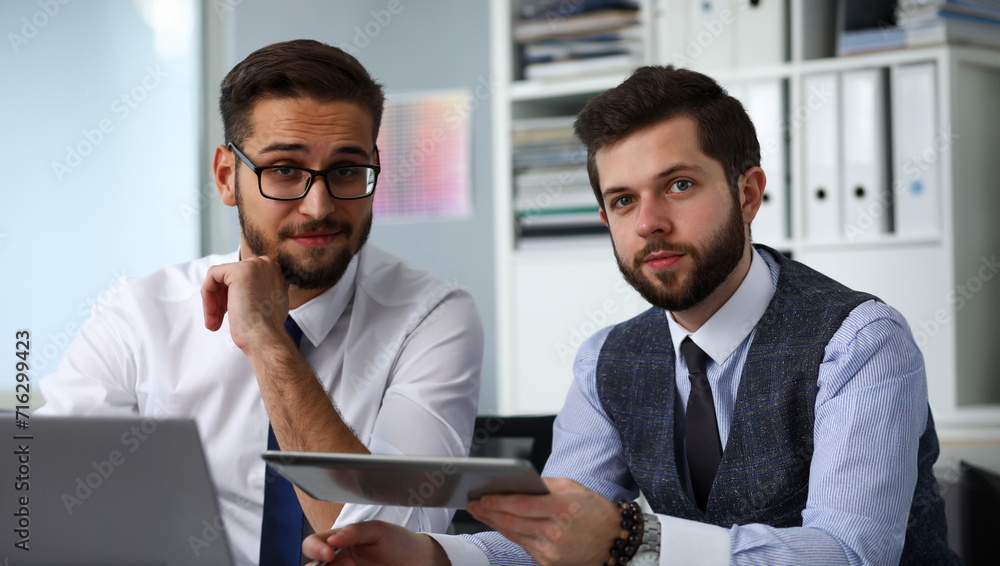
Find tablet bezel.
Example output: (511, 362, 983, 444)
(262, 451, 549, 508)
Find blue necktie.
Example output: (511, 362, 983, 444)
(259, 316, 305, 566)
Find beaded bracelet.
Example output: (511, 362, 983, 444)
(605, 500, 643, 565)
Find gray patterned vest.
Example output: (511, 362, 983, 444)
(595, 245, 958, 564)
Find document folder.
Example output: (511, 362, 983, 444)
(740, 78, 789, 244)
(891, 62, 941, 237)
(840, 67, 892, 240)
(802, 72, 842, 241)
(688, 0, 734, 69)
(734, 0, 788, 67)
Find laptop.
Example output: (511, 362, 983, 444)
(0, 415, 235, 565)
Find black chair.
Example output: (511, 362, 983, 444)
(451, 414, 556, 534)
(957, 461, 1000, 565)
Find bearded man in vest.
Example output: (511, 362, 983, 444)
(302, 66, 959, 566)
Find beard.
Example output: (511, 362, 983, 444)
(235, 176, 372, 290)
(614, 198, 746, 312)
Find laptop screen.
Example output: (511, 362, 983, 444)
(1, 415, 235, 565)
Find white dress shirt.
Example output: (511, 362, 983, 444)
(432, 247, 927, 565)
(37, 244, 484, 566)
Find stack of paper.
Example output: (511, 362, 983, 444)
(514, 0, 643, 81)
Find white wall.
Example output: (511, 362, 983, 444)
(223, 0, 499, 411)
(0, 0, 202, 408)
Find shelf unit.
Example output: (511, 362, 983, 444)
(490, 1, 1000, 454)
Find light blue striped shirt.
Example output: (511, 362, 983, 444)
(434, 248, 927, 565)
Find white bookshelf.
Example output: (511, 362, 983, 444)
(490, 1, 1000, 462)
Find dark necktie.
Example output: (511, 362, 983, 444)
(680, 337, 722, 511)
(259, 317, 306, 566)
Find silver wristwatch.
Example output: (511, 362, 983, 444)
(630, 513, 661, 565)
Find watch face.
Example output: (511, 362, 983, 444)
(631, 550, 659, 565)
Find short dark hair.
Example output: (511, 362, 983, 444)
(574, 66, 760, 209)
(219, 39, 385, 147)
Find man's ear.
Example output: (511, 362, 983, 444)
(213, 144, 238, 207)
(599, 208, 609, 227)
(738, 166, 766, 224)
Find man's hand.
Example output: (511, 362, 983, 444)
(201, 255, 290, 350)
(303, 521, 451, 566)
(466, 478, 621, 566)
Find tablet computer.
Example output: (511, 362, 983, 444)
(262, 451, 549, 508)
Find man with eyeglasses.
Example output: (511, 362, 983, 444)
(37, 39, 484, 566)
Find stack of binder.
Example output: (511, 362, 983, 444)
(512, 116, 603, 238)
(801, 63, 942, 242)
(514, 0, 643, 81)
(801, 68, 894, 241)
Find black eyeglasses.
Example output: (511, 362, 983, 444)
(228, 142, 380, 201)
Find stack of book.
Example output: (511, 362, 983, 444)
(897, 0, 1000, 48)
(837, 0, 1000, 55)
(512, 116, 603, 238)
(514, 0, 643, 81)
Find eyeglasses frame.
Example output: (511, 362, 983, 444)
(227, 142, 381, 201)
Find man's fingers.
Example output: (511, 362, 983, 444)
(302, 529, 340, 562)
(324, 520, 388, 546)
(200, 266, 230, 331)
(305, 521, 388, 556)
(468, 504, 549, 540)
(476, 493, 558, 519)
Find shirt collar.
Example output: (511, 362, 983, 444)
(666, 246, 775, 365)
(287, 249, 361, 348)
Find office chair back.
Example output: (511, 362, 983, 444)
(468, 414, 555, 473)
(452, 414, 556, 534)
